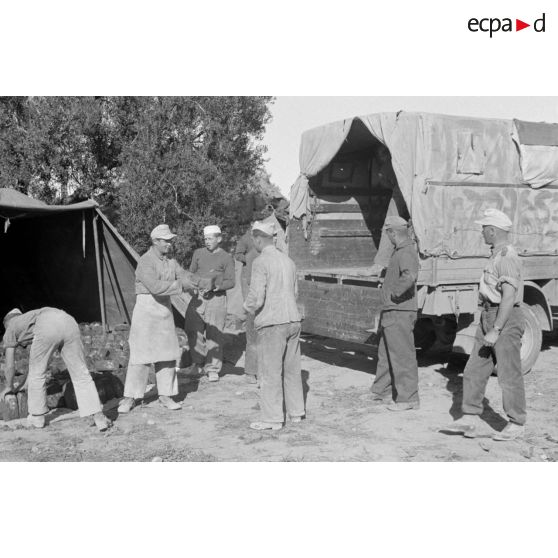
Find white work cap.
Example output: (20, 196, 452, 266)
(203, 225, 221, 235)
(150, 224, 177, 240)
(474, 208, 513, 232)
(251, 221, 275, 236)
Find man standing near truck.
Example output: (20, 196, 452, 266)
(445, 209, 526, 441)
(243, 221, 304, 430)
(370, 215, 420, 411)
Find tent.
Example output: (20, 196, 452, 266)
(0, 189, 143, 330)
(290, 112, 558, 258)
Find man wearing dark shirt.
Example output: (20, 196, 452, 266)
(370, 216, 420, 411)
(186, 225, 235, 382)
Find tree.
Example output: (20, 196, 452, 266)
(113, 96, 273, 261)
(0, 96, 274, 262)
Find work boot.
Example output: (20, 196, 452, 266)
(27, 414, 46, 429)
(207, 372, 219, 382)
(118, 397, 136, 414)
(93, 412, 112, 432)
(442, 415, 482, 438)
(492, 422, 525, 441)
(289, 416, 303, 424)
(158, 395, 182, 410)
(386, 401, 420, 412)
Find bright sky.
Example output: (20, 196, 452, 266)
(263, 96, 558, 196)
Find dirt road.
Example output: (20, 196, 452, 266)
(1, 333, 558, 462)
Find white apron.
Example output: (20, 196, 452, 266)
(128, 294, 179, 364)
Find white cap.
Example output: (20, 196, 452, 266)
(251, 221, 275, 236)
(203, 225, 221, 236)
(150, 224, 177, 240)
(474, 208, 513, 232)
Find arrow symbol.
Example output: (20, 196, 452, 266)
(516, 19, 530, 31)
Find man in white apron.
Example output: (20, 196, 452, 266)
(118, 224, 198, 414)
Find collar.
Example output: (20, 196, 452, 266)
(150, 247, 166, 261)
(394, 239, 414, 251)
(262, 244, 275, 254)
(491, 242, 509, 256)
(206, 246, 223, 255)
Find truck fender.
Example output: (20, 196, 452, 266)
(523, 281, 552, 331)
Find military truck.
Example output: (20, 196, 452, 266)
(288, 112, 558, 372)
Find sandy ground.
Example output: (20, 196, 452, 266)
(1, 332, 558, 462)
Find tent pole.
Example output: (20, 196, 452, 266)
(92, 211, 107, 332)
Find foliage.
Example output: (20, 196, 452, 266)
(0, 96, 274, 262)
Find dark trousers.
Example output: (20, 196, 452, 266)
(462, 307, 526, 425)
(245, 314, 258, 378)
(371, 310, 419, 403)
(256, 322, 305, 423)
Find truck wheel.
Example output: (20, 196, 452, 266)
(520, 304, 543, 374)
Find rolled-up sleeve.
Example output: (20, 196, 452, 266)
(243, 259, 266, 314)
(495, 253, 522, 291)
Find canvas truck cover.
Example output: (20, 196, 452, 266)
(290, 112, 558, 258)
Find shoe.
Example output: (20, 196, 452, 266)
(93, 412, 112, 432)
(118, 397, 136, 414)
(386, 401, 420, 412)
(249, 421, 283, 431)
(492, 422, 525, 441)
(27, 414, 46, 428)
(158, 396, 182, 411)
(290, 416, 303, 424)
(370, 394, 391, 406)
(441, 416, 481, 438)
(245, 374, 258, 384)
(207, 372, 219, 382)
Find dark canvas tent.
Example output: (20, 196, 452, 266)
(0, 188, 140, 330)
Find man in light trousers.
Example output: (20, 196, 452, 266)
(118, 224, 198, 414)
(1, 307, 111, 430)
(243, 221, 304, 431)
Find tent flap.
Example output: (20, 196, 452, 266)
(289, 119, 353, 219)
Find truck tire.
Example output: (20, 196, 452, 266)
(520, 304, 542, 374)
